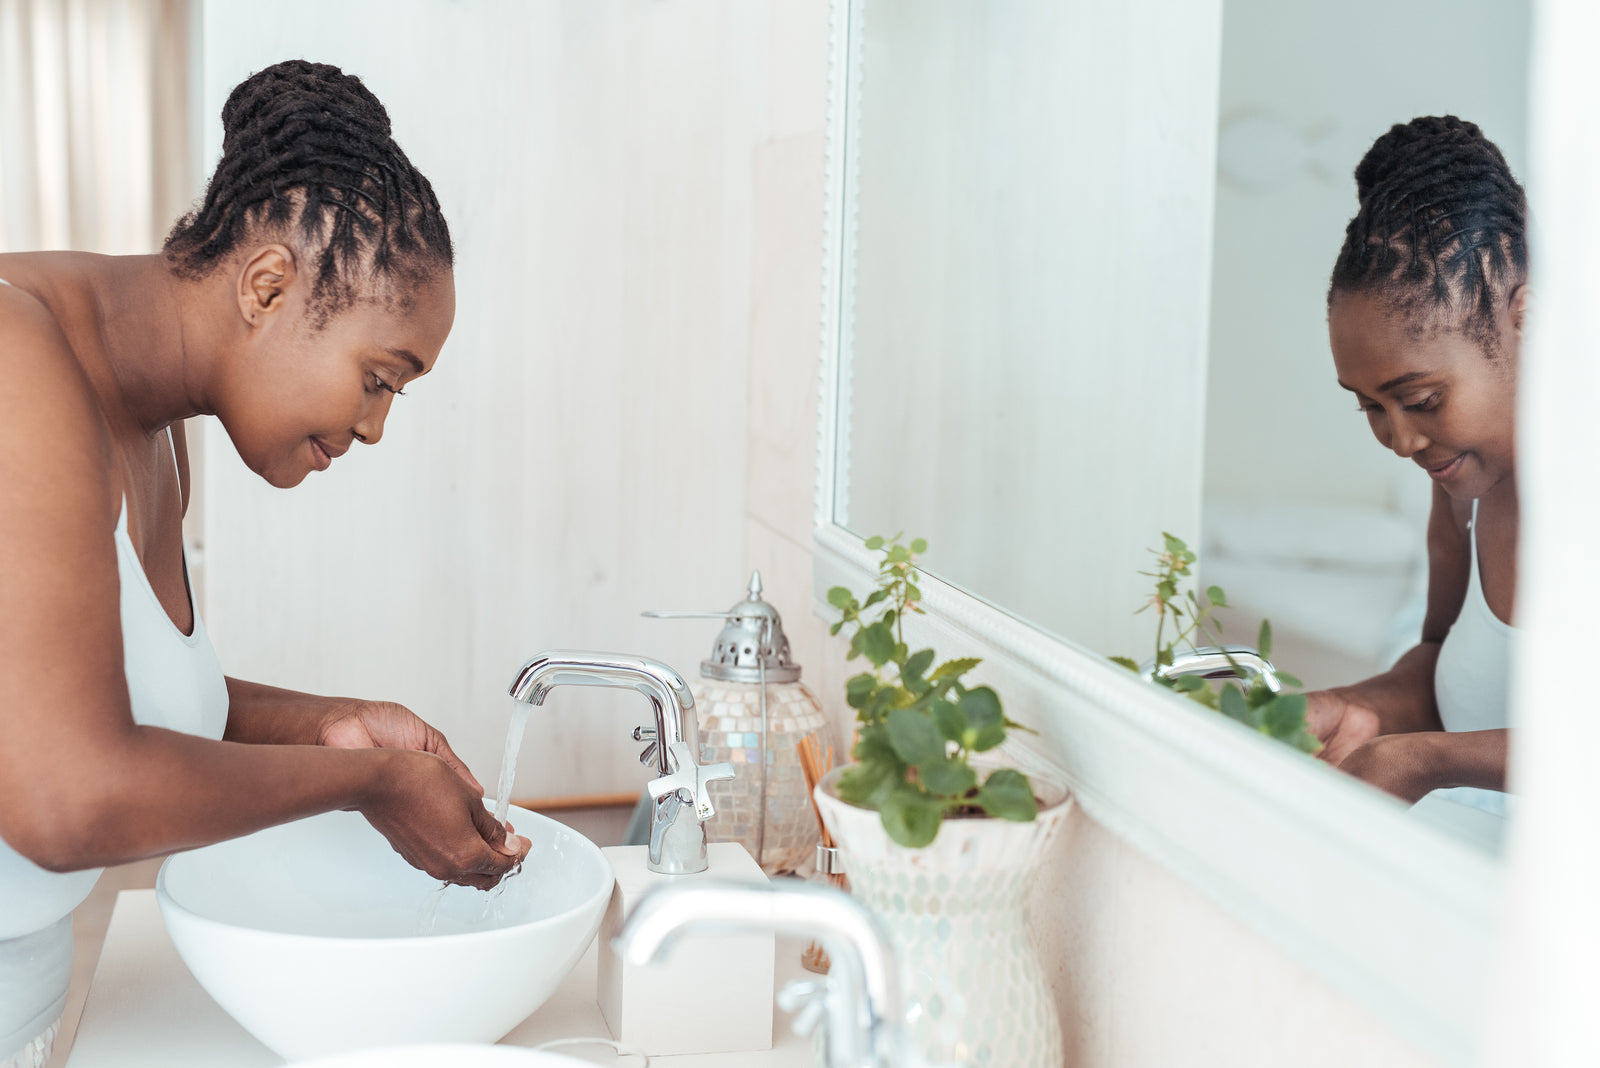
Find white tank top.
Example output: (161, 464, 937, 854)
(0, 277, 229, 1054)
(1431, 499, 1514, 813)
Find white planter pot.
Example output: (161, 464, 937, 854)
(814, 765, 1071, 1068)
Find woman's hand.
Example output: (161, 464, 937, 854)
(318, 700, 483, 794)
(1304, 688, 1383, 765)
(1337, 732, 1442, 804)
(363, 749, 529, 890)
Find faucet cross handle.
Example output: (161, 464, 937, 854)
(646, 741, 736, 821)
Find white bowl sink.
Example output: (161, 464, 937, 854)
(290, 1045, 602, 1067)
(156, 803, 613, 1061)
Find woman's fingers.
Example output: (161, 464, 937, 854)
(429, 730, 484, 795)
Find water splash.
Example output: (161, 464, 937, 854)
(415, 881, 450, 935)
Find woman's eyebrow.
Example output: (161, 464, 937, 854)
(384, 347, 426, 375)
(1376, 371, 1428, 393)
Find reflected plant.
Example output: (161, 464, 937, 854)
(1110, 533, 1321, 754)
(828, 534, 1037, 848)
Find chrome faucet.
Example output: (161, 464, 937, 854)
(507, 650, 735, 875)
(1142, 644, 1282, 694)
(615, 879, 956, 1068)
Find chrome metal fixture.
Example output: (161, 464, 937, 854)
(615, 879, 959, 1068)
(507, 650, 735, 875)
(1141, 644, 1282, 694)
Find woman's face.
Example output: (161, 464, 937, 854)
(214, 250, 456, 489)
(1328, 288, 1522, 501)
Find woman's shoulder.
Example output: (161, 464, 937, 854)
(0, 266, 117, 508)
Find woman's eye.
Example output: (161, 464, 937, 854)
(1403, 393, 1440, 413)
(369, 374, 405, 396)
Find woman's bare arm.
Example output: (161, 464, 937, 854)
(0, 289, 521, 884)
(1307, 484, 1470, 760)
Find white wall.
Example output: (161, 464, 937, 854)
(199, 0, 830, 800)
(1204, 0, 1530, 511)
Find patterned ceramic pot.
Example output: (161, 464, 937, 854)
(814, 765, 1070, 1068)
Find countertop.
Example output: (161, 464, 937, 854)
(66, 890, 816, 1067)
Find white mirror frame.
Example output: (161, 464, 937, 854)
(811, 3, 1499, 1064)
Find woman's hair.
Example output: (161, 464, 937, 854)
(1328, 115, 1526, 356)
(163, 59, 452, 326)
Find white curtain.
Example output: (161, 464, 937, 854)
(0, 0, 193, 255)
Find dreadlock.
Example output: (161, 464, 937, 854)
(164, 59, 453, 326)
(1328, 115, 1526, 356)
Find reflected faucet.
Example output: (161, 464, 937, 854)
(1142, 644, 1282, 694)
(507, 650, 734, 875)
(616, 879, 957, 1068)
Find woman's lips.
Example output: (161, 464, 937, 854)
(1423, 453, 1466, 481)
(309, 438, 333, 472)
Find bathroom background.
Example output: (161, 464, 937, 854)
(0, 2, 1538, 1066)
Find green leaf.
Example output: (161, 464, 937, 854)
(1219, 683, 1255, 727)
(918, 758, 977, 797)
(859, 622, 896, 667)
(886, 707, 946, 765)
(1206, 585, 1227, 607)
(932, 657, 982, 680)
(958, 687, 1006, 751)
(845, 672, 879, 710)
(1275, 671, 1304, 690)
(837, 729, 904, 807)
(879, 788, 944, 848)
(826, 586, 854, 610)
(906, 583, 924, 602)
(863, 588, 890, 609)
(886, 544, 912, 564)
(1108, 655, 1141, 673)
(864, 535, 884, 550)
(931, 697, 967, 743)
(1157, 646, 1174, 667)
(1257, 619, 1273, 659)
(976, 769, 1037, 822)
(1187, 686, 1220, 709)
(892, 642, 909, 666)
(846, 628, 864, 661)
(1259, 693, 1309, 740)
(910, 537, 928, 553)
(1157, 578, 1177, 599)
(1163, 532, 1188, 555)
(1172, 675, 1205, 693)
(829, 621, 843, 636)
(901, 649, 935, 694)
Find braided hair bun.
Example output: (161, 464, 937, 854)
(1329, 115, 1526, 354)
(165, 59, 452, 325)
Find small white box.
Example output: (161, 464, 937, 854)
(596, 842, 775, 1055)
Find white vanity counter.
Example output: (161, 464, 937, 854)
(66, 890, 815, 1067)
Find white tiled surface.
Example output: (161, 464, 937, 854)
(67, 890, 815, 1068)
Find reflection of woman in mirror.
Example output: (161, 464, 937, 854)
(1306, 116, 1523, 807)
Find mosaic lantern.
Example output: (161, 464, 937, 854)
(645, 572, 836, 875)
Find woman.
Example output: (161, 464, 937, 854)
(0, 60, 528, 1067)
(1307, 115, 1522, 806)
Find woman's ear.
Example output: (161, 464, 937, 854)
(235, 244, 299, 327)
(1510, 283, 1531, 335)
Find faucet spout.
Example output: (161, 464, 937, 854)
(617, 880, 909, 1068)
(1142, 644, 1281, 693)
(506, 650, 732, 876)
(507, 650, 696, 775)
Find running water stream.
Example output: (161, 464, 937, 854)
(416, 696, 536, 934)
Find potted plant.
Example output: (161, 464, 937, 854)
(814, 534, 1067, 1068)
(1111, 533, 1320, 753)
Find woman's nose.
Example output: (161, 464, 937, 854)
(354, 398, 390, 446)
(1385, 415, 1428, 459)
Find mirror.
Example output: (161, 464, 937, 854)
(834, 0, 1528, 854)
